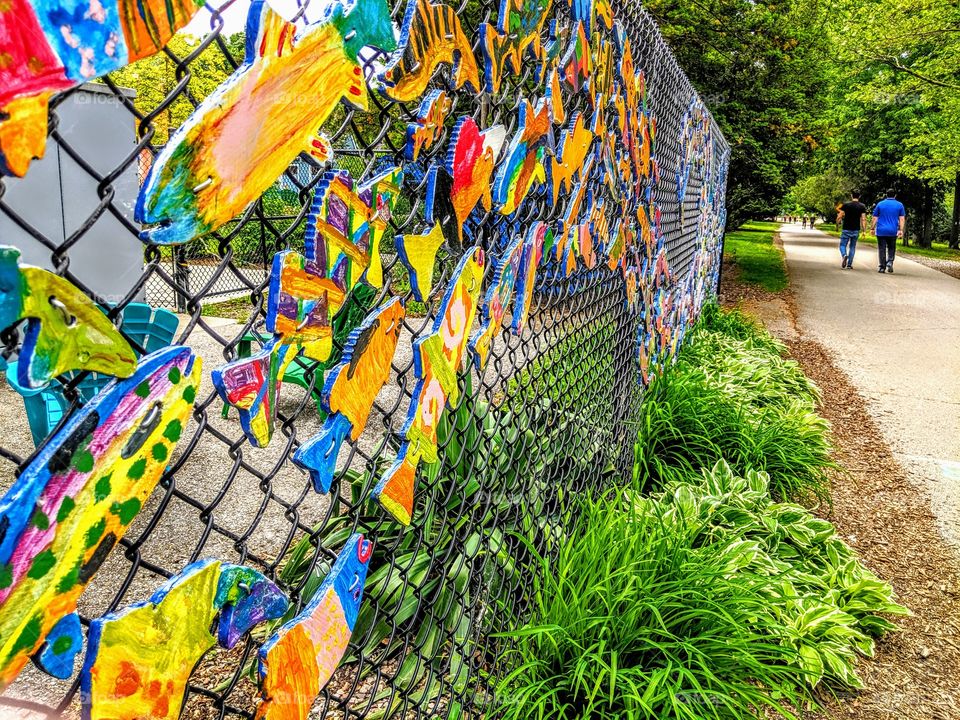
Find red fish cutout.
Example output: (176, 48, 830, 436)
(426, 117, 507, 243)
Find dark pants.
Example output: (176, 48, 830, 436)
(877, 236, 897, 269)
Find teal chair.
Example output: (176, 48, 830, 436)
(5, 303, 179, 446)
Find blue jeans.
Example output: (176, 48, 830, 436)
(839, 230, 859, 263)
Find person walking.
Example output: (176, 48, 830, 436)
(871, 189, 906, 273)
(801, 216, 807, 229)
(836, 190, 867, 269)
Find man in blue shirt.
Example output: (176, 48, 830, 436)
(871, 189, 906, 273)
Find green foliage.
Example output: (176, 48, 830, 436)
(784, 170, 858, 222)
(496, 461, 907, 720)
(722, 221, 788, 292)
(633, 305, 833, 503)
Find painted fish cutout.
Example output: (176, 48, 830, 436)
(211, 338, 298, 448)
(81, 560, 288, 720)
(0, 246, 136, 389)
(395, 223, 446, 302)
(492, 100, 554, 216)
(0, 346, 201, 689)
(480, 0, 552, 93)
(267, 251, 344, 364)
(257, 534, 373, 720)
(405, 89, 452, 162)
(305, 166, 404, 290)
(561, 21, 592, 96)
(372, 248, 484, 525)
(426, 117, 507, 243)
(550, 112, 595, 206)
(545, 64, 567, 125)
(469, 236, 523, 371)
(512, 222, 547, 334)
(0, 0, 205, 176)
(136, 0, 396, 244)
(293, 299, 404, 493)
(378, 0, 481, 102)
(555, 155, 595, 275)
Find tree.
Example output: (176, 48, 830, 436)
(645, 0, 833, 228)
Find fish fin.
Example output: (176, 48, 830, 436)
(0, 94, 52, 178)
(32, 613, 83, 680)
(245, 0, 297, 64)
(307, 135, 332, 163)
(372, 452, 416, 525)
(293, 413, 353, 493)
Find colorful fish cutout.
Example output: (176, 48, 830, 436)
(211, 338, 298, 449)
(545, 64, 567, 125)
(372, 248, 485, 525)
(426, 118, 506, 243)
(395, 223, 446, 302)
(378, 0, 481, 102)
(0, 246, 136, 389)
(81, 560, 288, 720)
(492, 100, 554, 216)
(561, 21, 592, 96)
(0, 0, 205, 177)
(266, 251, 344, 364)
(405, 90, 452, 162)
(469, 237, 523, 371)
(305, 166, 404, 290)
(555, 155, 595, 276)
(550, 112, 595, 206)
(136, 0, 396, 244)
(512, 222, 547, 333)
(257, 534, 373, 720)
(0, 346, 201, 688)
(293, 299, 405, 493)
(480, 0, 552, 93)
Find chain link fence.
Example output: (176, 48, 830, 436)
(0, 0, 728, 716)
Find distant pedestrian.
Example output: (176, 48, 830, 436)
(871, 189, 906, 273)
(801, 216, 807, 229)
(809, 216, 816, 230)
(837, 190, 867, 269)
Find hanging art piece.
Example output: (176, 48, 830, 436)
(0, 246, 136, 388)
(512, 222, 548, 333)
(266, 251, 344, 364)
(372, 248, 485, 525)
(426, 118, 507, 243)
(394, 223, 447, 302)
(405, 90, 452, 162)
(294, 298, 405, 493)
(0, 0, 205, 177)
(0, 346, 201, 688)
(377, 0, 481, 102)
(479, 0, 553, 93)
(561, 21, 593, 97)
(305, 166, 404, 290)
(81, 560, 288, 720)
(257, 534, 373, 720)
(136, 0, 396, 245)
(549, 112, 595, 206)
(469, 236, 523, 371)
(491, 100, 554, 216)
(211, 339, 298, 449)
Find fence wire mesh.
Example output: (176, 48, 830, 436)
(0, 0, 728, 716)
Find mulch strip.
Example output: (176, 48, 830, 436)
(722, 268, 960, 720)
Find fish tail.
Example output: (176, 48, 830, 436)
(0, 95, 51, 178)
(372, 454, 416, 525)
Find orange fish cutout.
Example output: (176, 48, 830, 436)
(372, 247, 485, 524)
(550, 112, 595, 206)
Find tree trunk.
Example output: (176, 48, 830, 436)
(919, 183, 934, 248)
(951, 172, 960, 250)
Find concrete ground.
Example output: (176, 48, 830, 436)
(779, 223, 960, 544)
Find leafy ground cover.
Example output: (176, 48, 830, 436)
(496, 304, 907, 720)
(722, 222, 789, 292)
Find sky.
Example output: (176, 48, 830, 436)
(184, 0, 319, 36)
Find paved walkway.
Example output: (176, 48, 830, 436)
(779, 224, 960, 543)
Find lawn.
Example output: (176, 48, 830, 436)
(817, 225, 960, 261)
(722, 220, 789, 292)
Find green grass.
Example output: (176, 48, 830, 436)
(200, 296, 255, 321)
(817, 226, 960, 261)
(722, 221, 789, 292)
